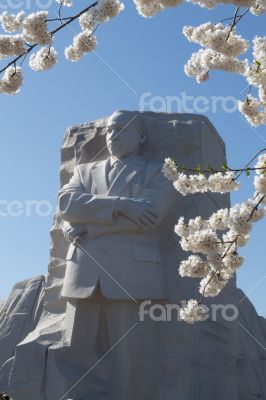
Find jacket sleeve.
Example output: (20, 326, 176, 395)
(57, 165, 119, 225)
(86, 170, 178, 237)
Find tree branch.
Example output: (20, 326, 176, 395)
(0, 1, 98, 76)
(226, 6, 240, 40)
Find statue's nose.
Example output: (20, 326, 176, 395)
(110, 132, 120, 141)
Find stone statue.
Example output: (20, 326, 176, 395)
(2, 111, 258, 400)
(58, 109, 177, 299)
(56, 110, 178, 399)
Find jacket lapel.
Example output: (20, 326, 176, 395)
(108, 157, 146, 196)
(91, 160, 109, 194)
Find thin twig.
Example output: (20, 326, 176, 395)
(225, 6, 240, 40)
(237, 7, 250, 21)
(199, 271, 217, 304)
(0, 44, 38, 75)
(197, 191, 265, 305)
(235, 147, 266, 179)
(0, 1, 98, 76)
(173, 148, 266, 176)
(221, 236, 240, 258)
(19, 52, 29, 67)
(247, 195, 265, 222)
(58, 0, 64, 22)
(50, 1, 97, 36)
(175, 165, 266, 174)
(219, 8, 249, 25)
(46, 17, 72, 22)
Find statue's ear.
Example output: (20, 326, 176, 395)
(139, 130, 147, 144)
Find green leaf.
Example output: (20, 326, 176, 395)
(195, 164, 203, 174)
(255, 60, 262, 74)
(221, 163, 229, 171)
(245, 168, 250, 177)
(206, 163, 215, 172)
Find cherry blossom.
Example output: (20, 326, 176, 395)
(180, 299, 207, 323)
(29, 47, 57, 72)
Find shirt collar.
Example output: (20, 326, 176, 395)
(110, 154, 143, 167)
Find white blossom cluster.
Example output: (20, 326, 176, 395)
(239, 37, 266, 125)
(255, 153, 266, 174)
(22, 11, 51, 45)
(163, 158, 240, 195)
(82, 0, 125, 25)
(162, 158, 180, 181)
(250, 0, 266, 14)
(179, 255, 210, 278)
(79, 7, 100, 32)
(65, 32, 97, 62)
(182, 22, 266, 126)
(175, 195, 265, 299)
(184, 48, 248, 83)
(183, 23, 249, 57)
(166, 152, 266, 307)
(245, 37, 266, 87)
(259, 86, 266, 105)
(133, 0, 182, 18)
(0, 34, 25, 59)
(0, 10, 52, 53)
(0, 9, 57, 77)
(132, 0, 264, 14)
(185, 0, 215, 8)
(56, 0, 73, 6)
(180, 299, 207, 323)
(182, 22, 266, 127)
(186, 0, 258, 9)
(0, 10, 50, 45)
(65, 0, 124, 62)
(0, 0, 265, 101)
(254, 154, 266, 196)
(29, 47, 57, 72)
(0, 1, 125, 90)
(238, 96, 266, 126)
(247, 36, 266, 84)
(0, 66, 23, 94)
(97, 0, 125, 20)
(0, 11, 25, 33)
(183, 22, 249, 83)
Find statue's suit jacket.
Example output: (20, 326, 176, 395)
(58, 156, 177, 300)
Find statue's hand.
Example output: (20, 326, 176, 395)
(63, 224, 87, 245)
(115, 198, 159, 229)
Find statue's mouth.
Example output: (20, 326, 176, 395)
(108, 141, 120, 147)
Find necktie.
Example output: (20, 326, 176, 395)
(108, 161, 123, 184)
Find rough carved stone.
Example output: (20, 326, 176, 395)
(0, 112, 264, 399)
(0, 276, 45, 393)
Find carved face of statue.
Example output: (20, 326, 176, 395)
(106, 111, 147, 159)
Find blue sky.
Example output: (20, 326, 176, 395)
(0, 1, 265, 316)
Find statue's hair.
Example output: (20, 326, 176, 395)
(110, 109, 147, 136)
